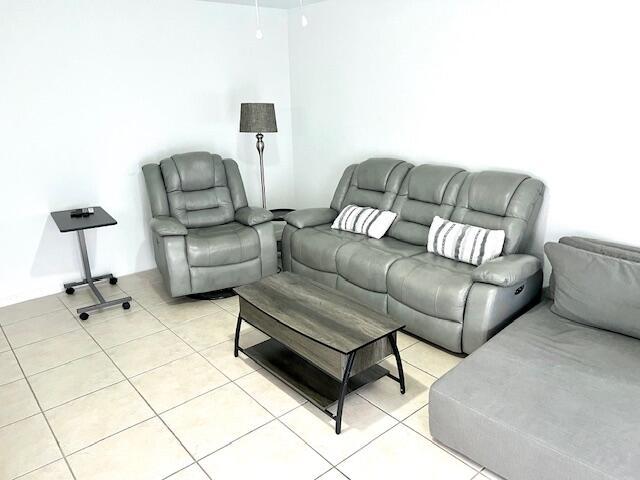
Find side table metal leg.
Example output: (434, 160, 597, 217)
(77, 230, 105, 304)
(388, 333, 406, 394)
(335, 351, 356, 434)
(73, 230, 131, 318)
(234, 314, 243, 358)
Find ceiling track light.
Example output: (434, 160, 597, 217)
(300, 0, 308, 27)
(254, 0, 263, 39)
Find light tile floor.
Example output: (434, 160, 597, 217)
(0, 269, 501, 480)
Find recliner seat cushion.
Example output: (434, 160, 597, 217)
(387, 253, 474, 323)
(336, 237, 424, 293)
(290, 224, 366, 273)
(430, 301, 640, 480)
(186, 222, 259, 267)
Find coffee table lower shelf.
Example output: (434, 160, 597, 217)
(240, 338, 389, 427)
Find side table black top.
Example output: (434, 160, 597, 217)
(51, 207, 117, 233)
(270, 208, 295, 222)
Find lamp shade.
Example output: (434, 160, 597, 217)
(239, 103, 278, 133)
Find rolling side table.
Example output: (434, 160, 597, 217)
(51, 207, 131, 321)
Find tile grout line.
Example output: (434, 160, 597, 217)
(0, 410, 43, 431)
(57, 299, 215, 480)
(38, 377, 123, 413)
(0, 295, 68, 328)
(62, 415, 155, 457)
(20, 349, 104, 379)
(160, 462, 199, 480)
(194, 417, 280, 470)
(231, 379, 335, 470)
(0, 323, 79, 480)
(11, 458, 73, 480)
(334, 421, 402, 472)
(400, 414, 482, 472)
(7, 324, 85, 351)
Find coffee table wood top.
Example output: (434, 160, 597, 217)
(234, 273, 404, 354)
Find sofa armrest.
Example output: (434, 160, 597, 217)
(150, 216, 188, 236)
(285, 208, 338, 229)
(235, 207, 273, 226)
(472, 254, 541, 287)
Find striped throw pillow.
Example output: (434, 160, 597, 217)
(427, 216, 505, 266)
(331, 205, 397, 239)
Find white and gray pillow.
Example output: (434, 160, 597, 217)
(427, 216, 505, 266)
(331, 205, 397, 239)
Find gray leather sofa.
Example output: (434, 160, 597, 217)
(142, 152, 276, 297)
(429, 237, 640, 480)
(282, 158, 545, 354)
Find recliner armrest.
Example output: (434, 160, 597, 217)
(285, 208, 338, 229)
(472, 254, 541, 287)
(235, 207, 273, 226)
(150, 216, 188, 236)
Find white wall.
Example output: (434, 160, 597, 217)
(288, 0, 640, 266)
(3, 0, 640, 307)
(0, 0, 294, 306)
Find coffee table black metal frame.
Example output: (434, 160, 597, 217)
(50, 207, 131, 321)
(233, 273, 406, 434)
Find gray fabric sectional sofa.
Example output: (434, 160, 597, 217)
(430, 236, 640, 480)
(282, 158, 545, 354)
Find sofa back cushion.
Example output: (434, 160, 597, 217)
(330, 158, 412, 213)
(546, 241, 640, 340)
(388, 165, 467, 245)
(549, 236, 640, 299)
(451, 171, 544, 255)
(160, 152, 235, 228)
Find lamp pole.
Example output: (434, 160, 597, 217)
(256, 133, 266, 209)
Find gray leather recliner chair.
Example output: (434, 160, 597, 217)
(142, 152, 276, 297)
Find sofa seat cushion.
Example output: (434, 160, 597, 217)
(186, 222, 259, 267)
(430, 302, 640, 480)
(387, 253, 474, 323)
(336, 237, 424, 293)
(290, 224, 366, 273)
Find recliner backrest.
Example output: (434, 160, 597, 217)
(151, 152, 248, 228)
(330, 158, 412, 212)
(451, 171, 545, 254)
(389, 165, 468, 245)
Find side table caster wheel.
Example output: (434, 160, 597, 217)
(122, 301, 131, 310)
(65, 287, 75, 295)
(79, 312, 89, 321)
(109, 277, 118, 285)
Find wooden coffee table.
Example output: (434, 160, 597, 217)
(233, 272, 405, 434)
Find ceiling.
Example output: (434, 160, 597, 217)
(201, 0, 326, 9)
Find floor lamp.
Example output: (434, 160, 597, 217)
(240, 103, 278, 209)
